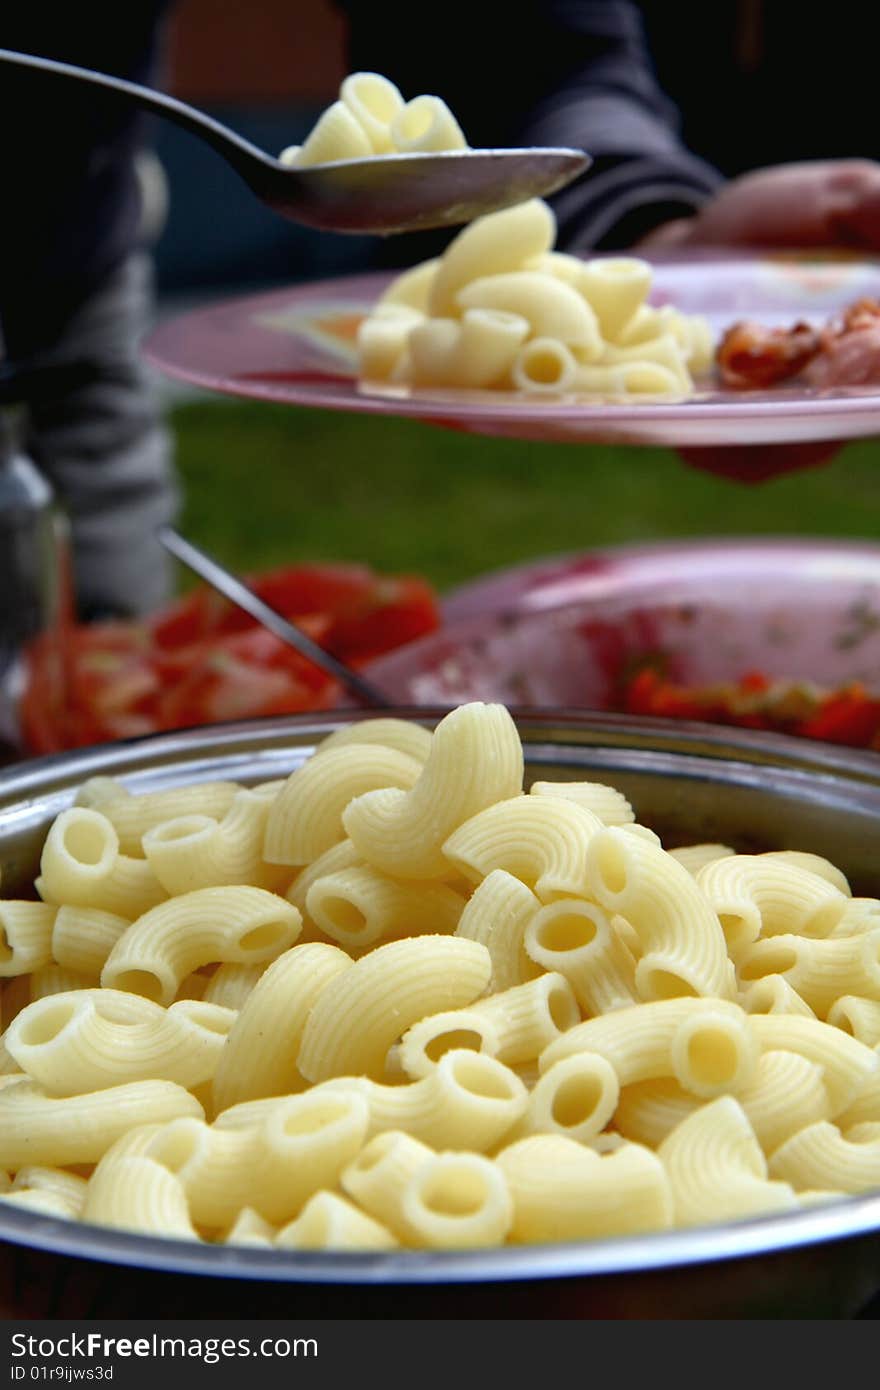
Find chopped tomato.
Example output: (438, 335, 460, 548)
(19, 562, 440, 754)
(622, 665, 880, 748)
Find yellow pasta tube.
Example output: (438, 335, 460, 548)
(6, 990, 235, 1094)
(760, 851, 851, 896)
(11, 1166, 88, 1216)
(457, 272, 602, 355)
(529, 780, 635, 826)
(738, 928, 880, 1017)
(0, 1188, 82, 1220)
(75, 777, 239, 856)
(318, 1049, 527, 1152)
(829, 898, 880, 938)
(405, 310, 529, 389)
(614, 1078, 700, 1148)
(297, 936, 491, 1082)
(524, 899, 638, 1014)
(739, 975, 816, 1019)
(0, 902, 56, 977)
(101, 886, 302, 1006)
(211, 942, 353, 1113)
(658, 1097, 798, 1225)
(142, 789, 277, 895)
(82, 1155, 198, 1239)
(509, 339, 582, 394)
(747, 1014, 879, 1115)
(146, 1089, 370, 1226)
(735, 1050, 831, 1155)
(497, 1134, 673, 1243)
(343, 702, 524, 881)
(264, 745, 422, 867)
(52, 905, 130, 976)
(292, 100, 373, 167)
(828, 1071, 880, 1131)
(276, 1191, 398, 1250)
(357, 309, 422, 382)
(285, 838, 362, 941)
(0, 1075, 204, 1167)
(340, 71, 404, 153)
(600, 333, 691, 390)
(668, 844, 735, 877)
(341, 1130, 435, 1243)
(578, 361, 684, 396)
(38, 809, 166, 918)
(378, 258, 440, 314)
(391, 95, 466, 152)
(399, 1152, 512, 1248)
(577, 257, 652, 340)
(827, 995, 880, 1047)
(467, 973, 580, 1066)
(314, 717, 433, 766)
(428, 199, 556, 318)
(396, 1008, 503, 1078)
(514, 1052, 620, 1144)
(586, 828, 734, 1000)
(769, 1121, 880, 1193)
(201, 962, 266, 1011)
(28, 966, 99, 999)
(444, 794, 602, 902)
(696, 855, 848, 948)
(453, 868, 540, 993)
(540, 997, 758, 1097)
(223, 1207, 277, 1248)
(305, 865, 464, 950)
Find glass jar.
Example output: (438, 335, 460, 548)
(0, 408, 71, 763)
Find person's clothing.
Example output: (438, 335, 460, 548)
(0, 3, 175, 620)
(340, 0, 724, 261)
(19, 253, 178, 621)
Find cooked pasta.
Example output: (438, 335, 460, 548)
(453, 869, 541, 993)
(282, 71, 467, 168)
(496, 1134, 672, 1243)
(657, 1097, 798, 1225)
(4, 699, 880, 1256)
(297, 936, 491, 1082)
(100, 886, 302, 1006)
(358, 198, 712, 399)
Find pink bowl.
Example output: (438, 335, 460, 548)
(366, 540, 880, 715)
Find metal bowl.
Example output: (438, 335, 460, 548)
(3, 709, 880, 1319)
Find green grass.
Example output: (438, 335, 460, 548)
(172, 399, 880, 592)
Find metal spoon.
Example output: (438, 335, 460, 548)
(157, 527, 390, 709)
(0, 47, 590, 235)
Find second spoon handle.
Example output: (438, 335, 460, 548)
(157, 528, 390, 709)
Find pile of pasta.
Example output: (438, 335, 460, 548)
(357, 199, 714, 397)
(3, 701, 880, 1253)
(280, 71, 467, 170)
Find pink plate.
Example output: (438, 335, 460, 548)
(144, 253, 880, 447)
(367, 539, 880, 712)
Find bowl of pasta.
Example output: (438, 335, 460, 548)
(3, 704, 880, 1320)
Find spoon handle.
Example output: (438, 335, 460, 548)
(157, 527, 391, 710)
(0, 47, 276, 182)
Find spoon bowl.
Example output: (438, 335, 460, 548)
(0, 47, 589, 235)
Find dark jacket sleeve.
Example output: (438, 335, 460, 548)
(339, 0, 723, 251)
(0, 3, 172, 358)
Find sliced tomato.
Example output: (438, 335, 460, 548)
(19, 562, 440, 753)
(325, 576, 440, 661)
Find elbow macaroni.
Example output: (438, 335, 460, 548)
(3, 700, 880, 1252)
(358, 197, 713, 398)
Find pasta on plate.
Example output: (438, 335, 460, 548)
(1, 702, 877, 1252)
(357, 200, 714, 399)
